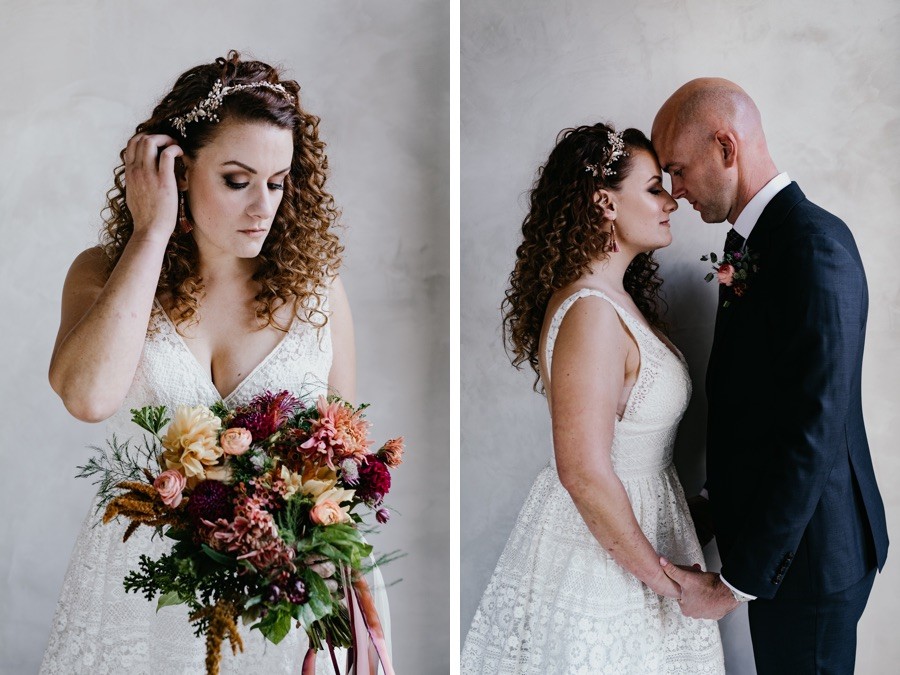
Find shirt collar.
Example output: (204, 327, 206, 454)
(733, 172, 791, 240)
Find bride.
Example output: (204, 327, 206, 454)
(461, 124, 725, 674)
(43, 51, 386, 673)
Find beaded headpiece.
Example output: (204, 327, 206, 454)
(585, 130, 628, 180)
(169, 79, 295, 137)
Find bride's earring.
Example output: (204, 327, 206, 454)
(178, 191, 193, 234)
(609, 221, 620, 253)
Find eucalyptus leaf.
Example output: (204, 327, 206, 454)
(704, 273, 715, 282)
(710, 252, 718, 263)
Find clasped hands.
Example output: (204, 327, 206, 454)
(657, 557, 740, 621)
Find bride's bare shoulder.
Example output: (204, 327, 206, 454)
(66, 246, 111, 289)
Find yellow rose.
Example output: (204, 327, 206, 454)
(162, 405, 223, 479)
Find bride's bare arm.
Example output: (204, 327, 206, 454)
(327, 275, 356, 403)
(550, 296, 681, 599)
(49, 134, 183, 422)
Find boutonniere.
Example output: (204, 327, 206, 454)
(701, 248, 760, 308)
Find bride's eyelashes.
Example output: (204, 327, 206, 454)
(223, 177, 286, 191)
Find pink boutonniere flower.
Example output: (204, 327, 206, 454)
(701, 248, 759, 307)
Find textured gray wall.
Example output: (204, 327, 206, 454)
(461, 1, 899, 673)
(0, 1, 448, 673)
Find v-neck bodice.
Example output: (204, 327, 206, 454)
(105, 298, 333, 438)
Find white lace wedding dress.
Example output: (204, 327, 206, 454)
(41, 298, 390, 674)
(461, 288, 724, 674)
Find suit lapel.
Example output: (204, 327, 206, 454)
(708, 182, 807, 386)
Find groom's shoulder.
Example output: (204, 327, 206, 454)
(779, 191, 859, 255)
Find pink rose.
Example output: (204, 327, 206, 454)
(310, 500, 349, 526)
(220, 427, 252, 456)
(154, 470, 186, 508)
(716, 263, 735, 287)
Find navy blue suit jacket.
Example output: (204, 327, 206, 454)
(705, 182, 888, 600)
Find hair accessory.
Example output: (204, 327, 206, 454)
(585, 130, 629, 180)
(169, 79, 295, 137)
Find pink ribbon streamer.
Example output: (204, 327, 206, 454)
(302, 566, 395, 674)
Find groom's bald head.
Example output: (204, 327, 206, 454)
(652, 78, 777, 225)
(652, 78, 765, 151)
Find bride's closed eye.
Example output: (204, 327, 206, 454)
(224, 178, 285, 191)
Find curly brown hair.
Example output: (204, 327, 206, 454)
(101, 50, 342, 331)
(502, 123, 667, 388)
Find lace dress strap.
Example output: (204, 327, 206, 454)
(543, 288, 644, 388)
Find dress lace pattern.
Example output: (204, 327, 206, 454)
(40, 297, 377, 674)
(461, 289, 725, 674)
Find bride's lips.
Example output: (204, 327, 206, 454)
(660, 220, 670, 227)
(238, 229, 268, 238)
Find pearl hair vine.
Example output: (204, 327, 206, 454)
(169, 79, 295, 137)
(585, 130, 629, 179)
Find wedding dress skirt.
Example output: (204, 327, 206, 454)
(462, 289, 724, 674)
(41, 299, 390, 674)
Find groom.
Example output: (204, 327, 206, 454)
(651, 78, 888, 673)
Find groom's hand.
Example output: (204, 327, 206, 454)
(659, 557, 739, 620)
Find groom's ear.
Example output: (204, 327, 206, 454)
(714, 130, 738, 168)
(594, 189, 617, 221)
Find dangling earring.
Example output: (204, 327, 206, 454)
(178, 191, 192, 234)
(609, 221, 620, 253)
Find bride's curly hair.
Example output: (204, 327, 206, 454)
(502, 123, 667, 388)
(100, 50, 342, 331)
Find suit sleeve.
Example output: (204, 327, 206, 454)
(719, 233, 866, 599)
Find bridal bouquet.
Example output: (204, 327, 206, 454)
(78, 390, 402, 675)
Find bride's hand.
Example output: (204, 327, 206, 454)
(648, 570, 682, 599)
(124, 133, 184, 242)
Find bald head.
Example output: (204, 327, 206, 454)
(651, 78, 778, 225)
(652, 78, 766, 151)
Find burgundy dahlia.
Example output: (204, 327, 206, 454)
(230, 390, 302, 441)
(187, 479, 234, 527)
(355, 459, 391, 506)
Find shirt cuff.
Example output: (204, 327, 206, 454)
(699, 488, 709, 499)
(720, 575, 757, 601)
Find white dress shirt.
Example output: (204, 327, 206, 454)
(732, 172, 791, 240)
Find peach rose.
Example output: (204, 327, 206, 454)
(220, 427, 252, 456)
(310, 500, 350, 526)
(154, 470, 186, 508)
(716, 263, 735, 287)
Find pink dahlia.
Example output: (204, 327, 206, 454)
(377, 437, 405, 468)
(203, 487, 295, 577)
(300, 396, 373, 470)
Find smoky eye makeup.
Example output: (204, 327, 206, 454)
(224, 176, 250, 190)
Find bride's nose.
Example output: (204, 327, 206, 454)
(247, 185, 279, 220)
(664, 193, 678, 213)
